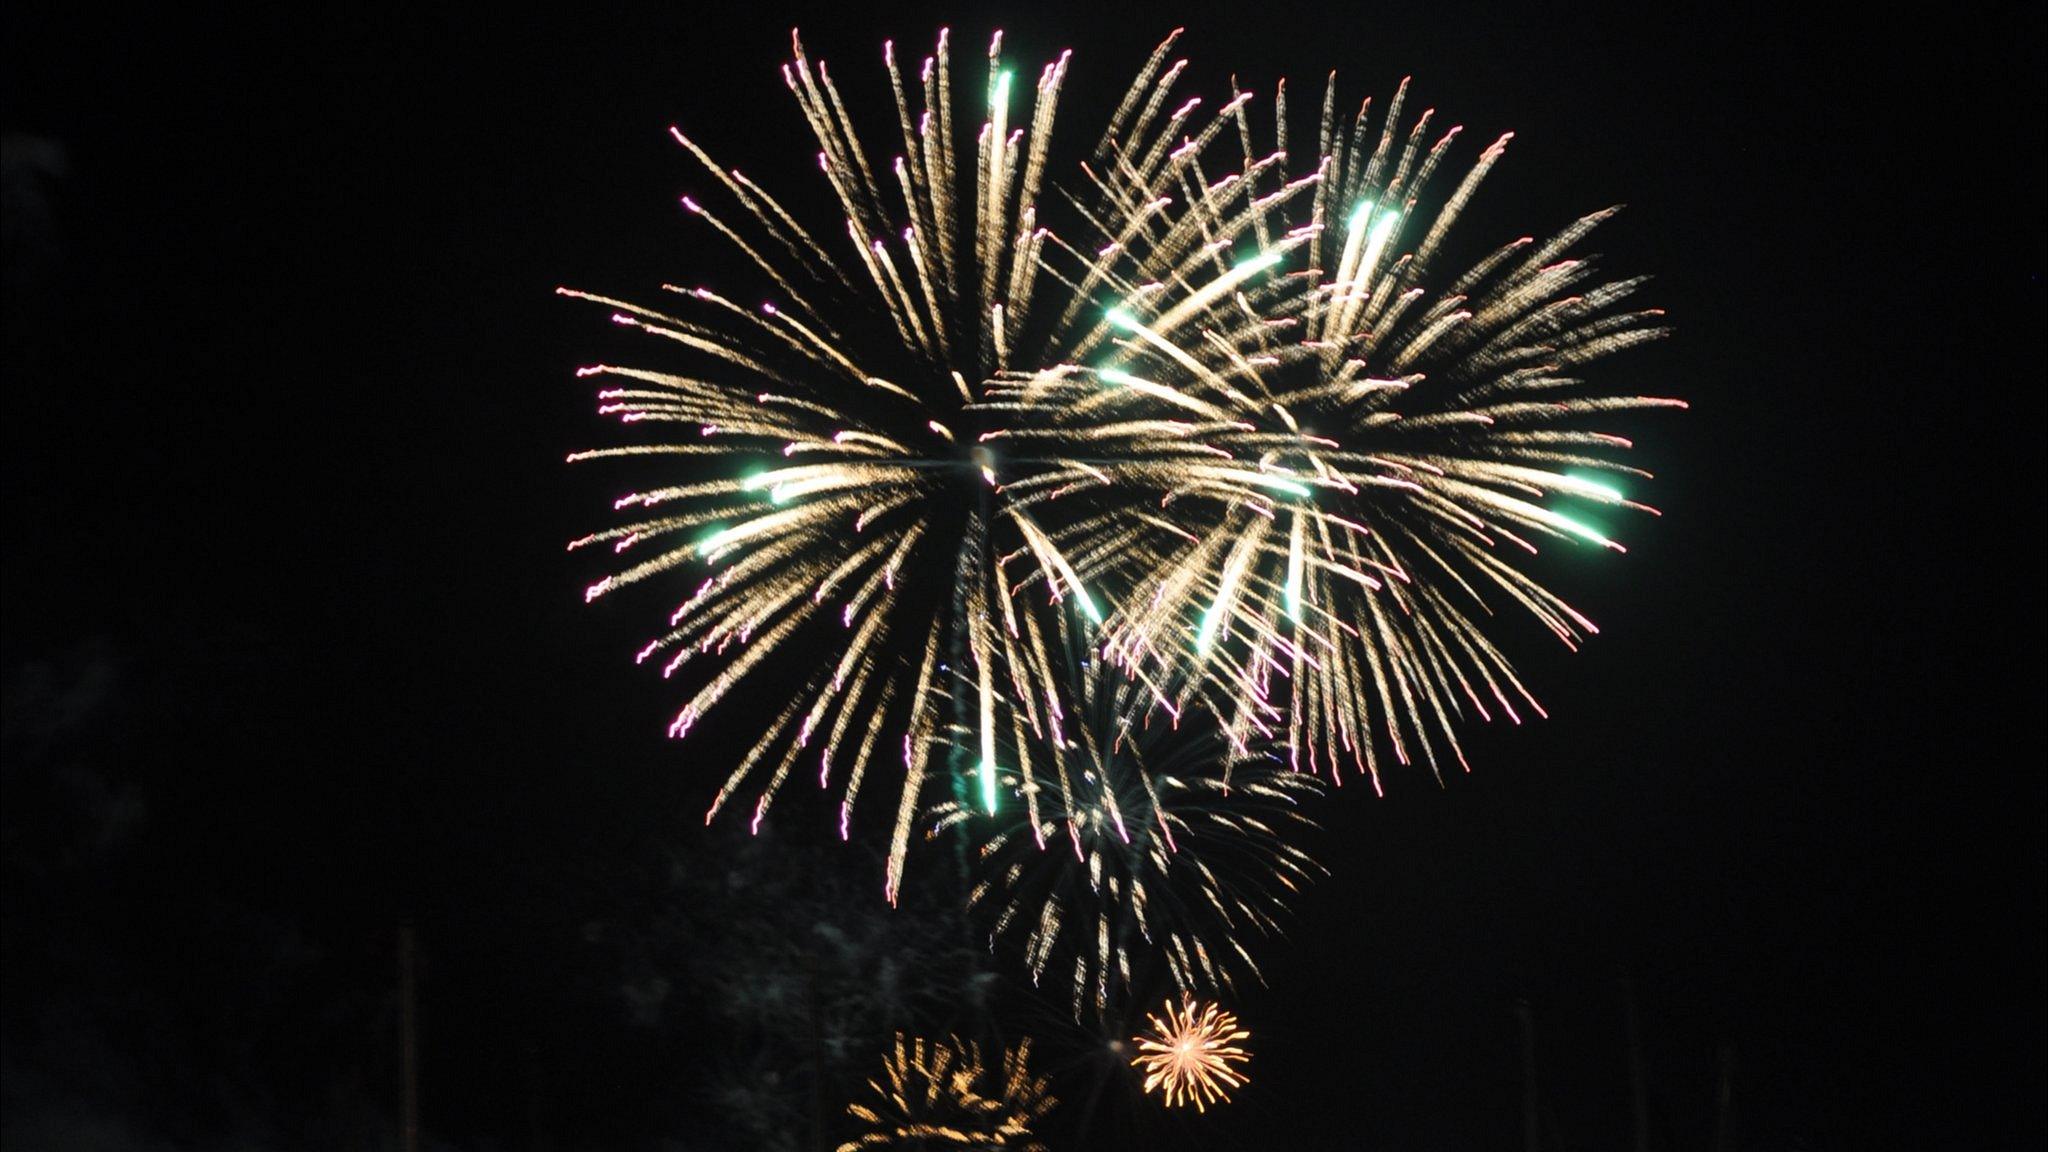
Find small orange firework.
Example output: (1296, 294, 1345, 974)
(840, 1033, 1054, 1150)
(1131, 997, 1252, 1111)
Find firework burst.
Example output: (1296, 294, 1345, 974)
(1092, 74, 1683, 790)
(1131, 996, 1251, 1111)
(932, 639, 1323, 1019)
(841, 1033, 1055, 1150)
(568, 28, 1334, 901)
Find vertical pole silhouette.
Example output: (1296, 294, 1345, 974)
(1710, 1041, 1735, 1152)
(1516, 999, 1540, 1152)
(1623, 973, 1649, 1152)
(400, 923, 419, 1152)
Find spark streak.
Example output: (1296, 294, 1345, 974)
(570, 29, 1344, 897)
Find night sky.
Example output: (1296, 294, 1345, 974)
(3, 3, 2042, 1149)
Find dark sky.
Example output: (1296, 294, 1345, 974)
(3, 3, 2042, 1149)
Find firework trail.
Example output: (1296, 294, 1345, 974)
(568, 28, 1334, 902)
(1089, 74, 1684, 791)
(1131, 995, 1252, 1111)
(841, 1033, 1055, 1150)
(932, 632, 1323, 1019)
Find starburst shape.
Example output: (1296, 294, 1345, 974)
(1131, 996, 1251, 1111)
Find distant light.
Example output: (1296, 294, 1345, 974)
(1351, 201, 1399, 237)
(1233, 250, 1283, 275)
(1558, 472, 1625, 502)
(1196, 601, 1225, 653)
(1248, 473, 1310, 498)
(1077, 589, 1105, 625)
(1553, 512, 1617, 548)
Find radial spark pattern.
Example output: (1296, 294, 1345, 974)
(1092, 75, 1683, 790)
(571, 29, 1679, 899)
(569, 29, 1338, 901)
(1131, 996, 1251, 1111)
(840, 1034, 1055, 1150)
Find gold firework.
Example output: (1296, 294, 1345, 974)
(568, 29, 1337, 902)
(1131, 995, 1251, 1111)
(840, 1033, 1054, 1150)
(1090, 74, 1683, 791)
(571, 29, 1679, 901)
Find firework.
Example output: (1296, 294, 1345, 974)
(1092, 74, 1683, 790)
(1131, 996, 1251, 1111)
(933, 641, 1323, 1019)
(567, 28, 1330, 901)
(841, 1033, 1055, 1150)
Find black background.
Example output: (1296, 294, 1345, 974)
(3, 2, 2042, 1148)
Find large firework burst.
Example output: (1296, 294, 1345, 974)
(1093, 74, 1683, 789)
(1131, 996, 1252, 1111)
(568, 28, 1330, 900)
(932, 637, 1322, 1019)
(840, 1033, 1055, 1151)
